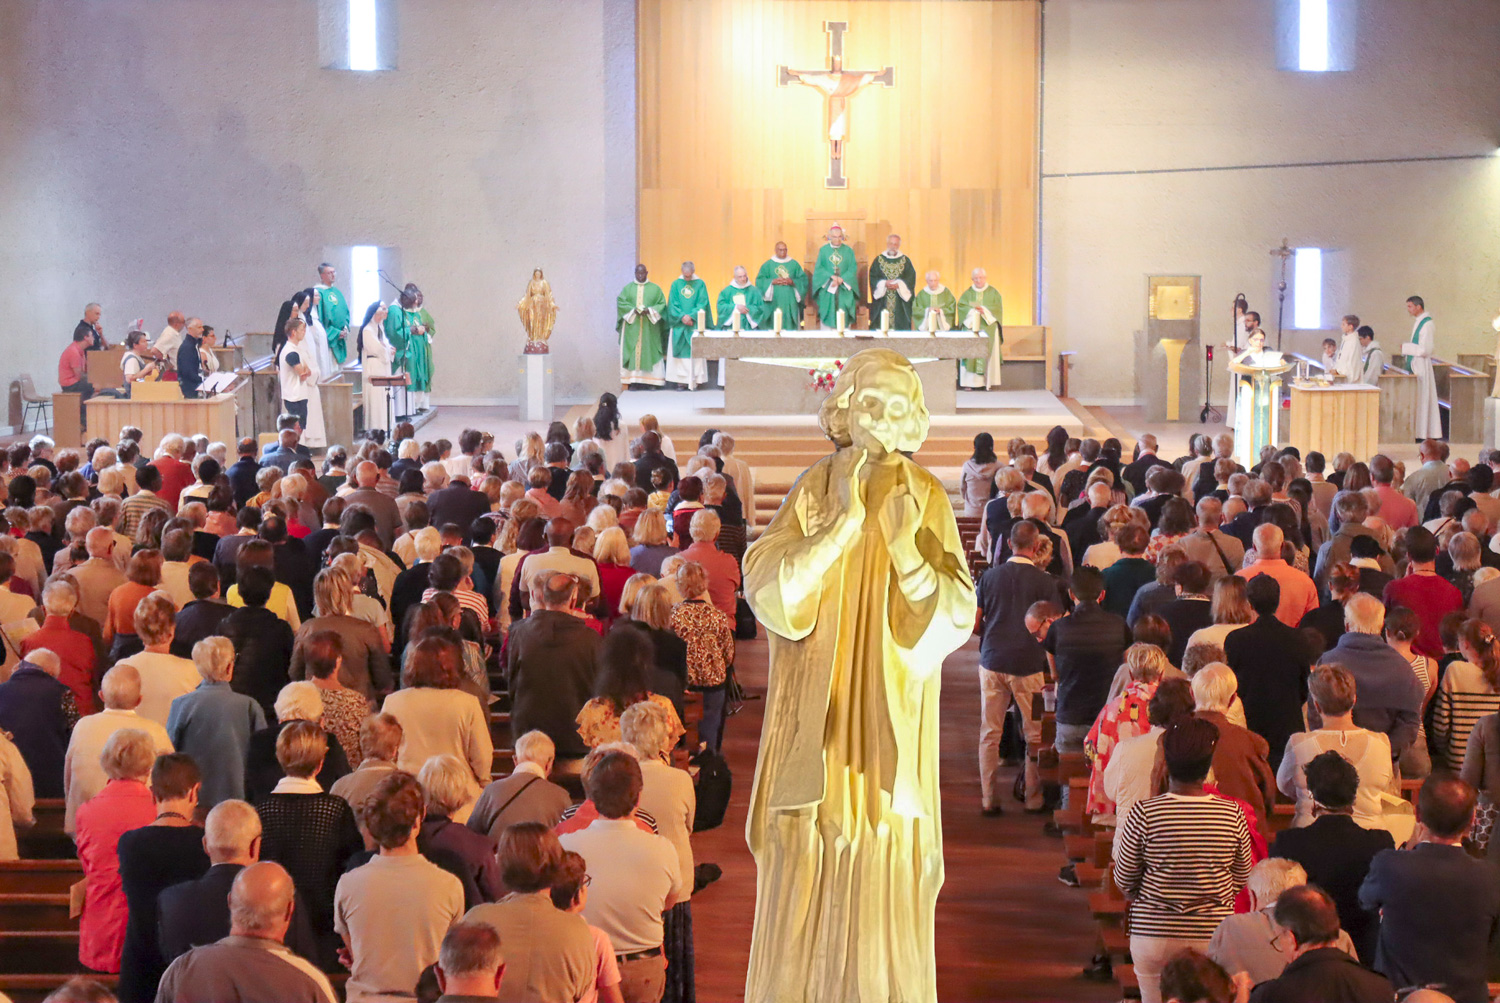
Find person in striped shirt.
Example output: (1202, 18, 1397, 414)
(1115, 716, 1254, 1003)
(1430, 619, 1500, 770)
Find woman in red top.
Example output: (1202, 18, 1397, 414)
(74, 727, 157, 973)
(592, 527, 636, 626)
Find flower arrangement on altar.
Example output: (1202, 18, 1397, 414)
(808, 360, 844, 393)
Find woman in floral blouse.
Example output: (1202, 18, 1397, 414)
(303, 629, 373, 765)
(669, 561, 735, 753)
(576, 627, 683, 749)
(1084, 642, 1168, 819)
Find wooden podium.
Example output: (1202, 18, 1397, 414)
(1288, 383, 1379, 461)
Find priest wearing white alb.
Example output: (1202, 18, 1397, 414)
(1396, 295, 1442, 441)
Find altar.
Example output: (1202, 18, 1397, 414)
(691, 329, 989, 414)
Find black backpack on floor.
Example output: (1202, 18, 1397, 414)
(692, 750, 733, 832)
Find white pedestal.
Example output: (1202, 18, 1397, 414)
(519, 353, 553, 422)
(1484, 397, 1500, 450)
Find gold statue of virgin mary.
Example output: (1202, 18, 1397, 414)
(517, 268, 558, 353)
(742, 348, 977, 1003)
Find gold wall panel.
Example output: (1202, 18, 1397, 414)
(638, 0, 1039, 324)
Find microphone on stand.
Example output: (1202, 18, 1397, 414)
(377, 270, 405, 296)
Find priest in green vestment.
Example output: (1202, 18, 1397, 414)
(913, 270, 958, 333)
(957, 268, 1004, 388)
(665, 261, 710, 388)
(411, 291, 435, 409)
(382, 283, 422, 416)
(616, 264, 667, 386)
(716, 265, 770, 388)
(755, 241, 807, 331)
(315, 263, 351, 367)
(867, 233, 917, 331)
(811, 225, 859, 329)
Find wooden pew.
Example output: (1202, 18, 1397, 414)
(0, 862, 82, 896)
(17, 802, 71, 861)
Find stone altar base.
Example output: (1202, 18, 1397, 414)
(723, 358, 960, 415)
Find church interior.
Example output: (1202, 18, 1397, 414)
(3, 1, 1500, 1002)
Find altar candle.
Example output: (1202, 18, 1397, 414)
(697, 309, 706, 333)
(732, 308, 741, 334)
(881, 309, 891, 334)
(928, 310, 938, 334)
(773, 308, 782, 334)
(837, 309, 846, 334)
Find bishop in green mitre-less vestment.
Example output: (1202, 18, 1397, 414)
(957, 269, 1004, 388)
(868, 234, 917, 331)
(315, 265, 351, 366)
(666, 263, 711, 388)
(812, 227, 859, 329)
(617, 264, 667, 386)
(913, 272, 957, 333)
(755, 242, 807, 331)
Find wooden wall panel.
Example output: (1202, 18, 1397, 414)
(639, 0, 1039, 324)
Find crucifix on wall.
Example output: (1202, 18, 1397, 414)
(778, 21, 894, 189)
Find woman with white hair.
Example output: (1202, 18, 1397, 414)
(64, 663, 173, 834)
(1193, 663, 1276, 836)
(623, 699, 698, 1003)
(164, 637, 267, 807)
(418, 754, 500, 900)
(243, 680, 352, 803)
(74, 727, 157, 973)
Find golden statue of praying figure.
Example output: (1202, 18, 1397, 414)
(517, 268, 558, 353)
(742, 348, 977, 1003)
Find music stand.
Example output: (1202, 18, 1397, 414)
(368, 375, 409, 439)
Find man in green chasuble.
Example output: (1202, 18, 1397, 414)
(665, 261, 710, 389)
(913, 270, 957, 333)
(616, 263, 666, 387)
(867, 233, 916, 331)
(755, 241, 807, 331)
(382, 283, 424, 418)
(411, 290, 435, 411)
(716, 265, 769, 387)
(812, 225, 858, 329)
(957, 267, 1003, 388)
(315, 262, 351, 368)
